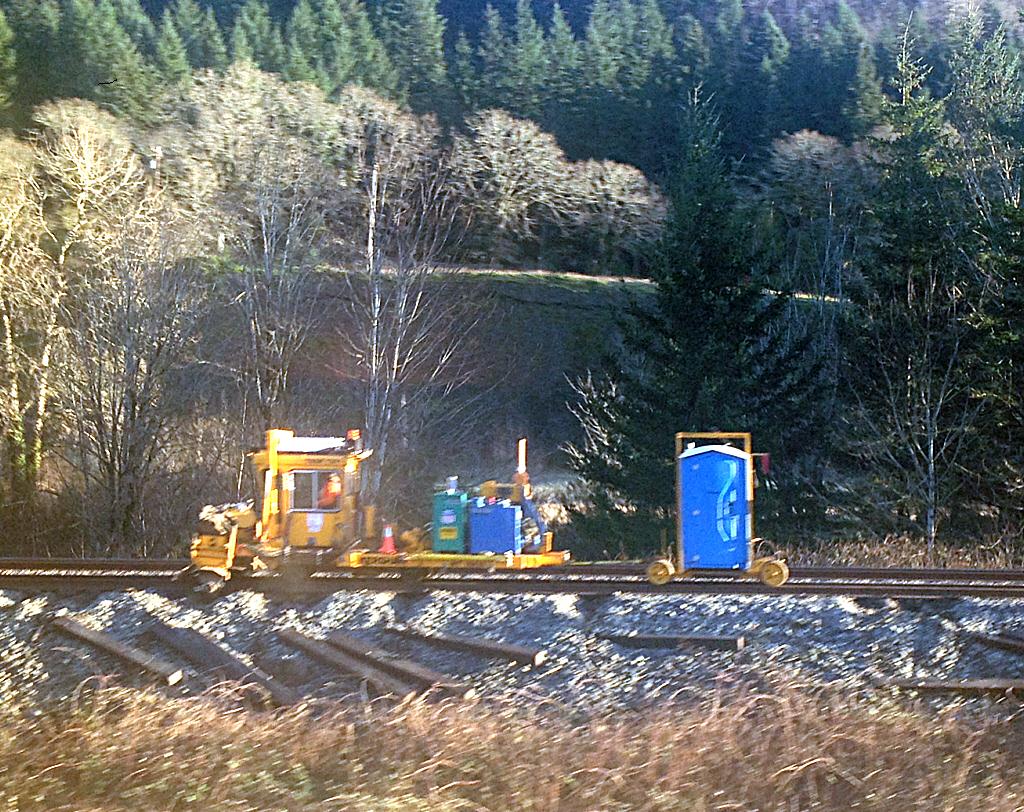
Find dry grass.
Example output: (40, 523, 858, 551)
(784, 536, 1024, 569)
(2, 683, 1023, 811)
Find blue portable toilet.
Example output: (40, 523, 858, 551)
(678, 444, 752, 570)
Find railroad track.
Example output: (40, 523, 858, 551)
(1, 558, 1023, 599)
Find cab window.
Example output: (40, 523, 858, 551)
(289, 471, 343, 512)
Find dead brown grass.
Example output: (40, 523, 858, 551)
(784, 536, 1024, 569)
(1, 683, 1022, 811)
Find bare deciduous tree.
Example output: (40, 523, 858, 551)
(333, 114, 488, 518)
(569, 159, 666, 271)
(162, 64, 351, 434)
(231, 137, 332, 430)
(0, 102, 152, 540)
(452, 109, 666, 269)
(844, 263, 985, 558)
(453, 110, 575, 261)
(0, 135, 53, 517)
(62, 214, 207, 555)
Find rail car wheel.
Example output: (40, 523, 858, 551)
(646, 558, 676, 586)
(757, 559, 790, 588)
(192, 570, 226, 597)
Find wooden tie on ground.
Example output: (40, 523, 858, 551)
(387, 626, 546, 667)
(50, 616, 184, 686)
(969, 632, 1024, 656)
(278, 629, 418, 700)
(142, 620, 299, 706)
(325, 629, 473, 697)
(597, 632, 746, 651)
(889, 679, 1024, 695)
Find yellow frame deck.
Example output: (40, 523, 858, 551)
(344, 550, 570, 570)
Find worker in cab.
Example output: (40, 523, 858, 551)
(318, 473, 343, 510)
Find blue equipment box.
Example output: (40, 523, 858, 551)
(678, 444, 751, 570)
(468, 498, 522, 554)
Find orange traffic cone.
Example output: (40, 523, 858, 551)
(379, 523, 397, 554)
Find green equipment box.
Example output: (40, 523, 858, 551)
(432, 488, 468, 553)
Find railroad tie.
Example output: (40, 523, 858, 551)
(968, 632, 1024, 657)
(278, 629, 419, 700)
(386, 626, 546, 667)
(888, 679, 1024, 695)
(50, 616, 184, 686)
(141, 620, 300, 706)
(325, 630, 474, 698)
(596, 632, 746, 651)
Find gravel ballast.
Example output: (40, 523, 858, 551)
(1, 587, 1023, 712)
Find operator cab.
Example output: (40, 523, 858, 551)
(250, 429, 373, 558)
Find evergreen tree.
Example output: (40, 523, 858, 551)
(842, 35, 986, 552)
(507, 0, 546, 116)
(452, 28, 478, 112)
(565, 92, 823, 556)
(710, 0, 743, 82)
(231, 0, 285, 72)
(546, 2, 581, 100)
(711, 5, 789, 155)
(284, 33, 317, 83)
(742, 10, 789, 143)
(777, 12, 820, 134)
(1, 0, 61, 115)
(196, 7, 228, 69)
(284, 0, 322, 83)
(56, 0, 157, 122)
(476, 4, 509, 108)
(379, 0, 449, 114)
(207, 0, 246, 28)
(982, 204, 1024, 511)
(313, 0, 354, 92)
(172, 0, 228, 70)
(845, 41, 883, 136)
(624, 0, 673, 91)
(154, 9, 190, 86)
(626, 0, 680, 173)
(230, 19, 254, 63)
(338, 0, 397, 93)
(944, 9, 1024, 516)
(674, 13, 710, 81)
(172, 0, 203, 65)
(94, 0, 157, 119)
(706, 0, 748, 154)
(110, 0, 154, 53)
(819, 1, 871, 139)
(584, 0, 627, 91)
(0, 8, 14, 114)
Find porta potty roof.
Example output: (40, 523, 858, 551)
(679, 443, 749, 460)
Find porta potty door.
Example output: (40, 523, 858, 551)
(678, 444, 751, 570)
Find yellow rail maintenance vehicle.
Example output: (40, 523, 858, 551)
(185, 429, 568, 593)
(645, 432, 790, 587)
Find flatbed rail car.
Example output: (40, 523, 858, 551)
(185, 430, 568, 592)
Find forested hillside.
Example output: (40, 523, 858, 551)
(0, 0, 1022, 560)
(1, 0, 1023, 171)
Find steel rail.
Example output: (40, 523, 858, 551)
(2, 558, 1023, 583)
(0, 558, 188, 573)
(2, 570, 1024, 599)
(542, 563, 1024, 582)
